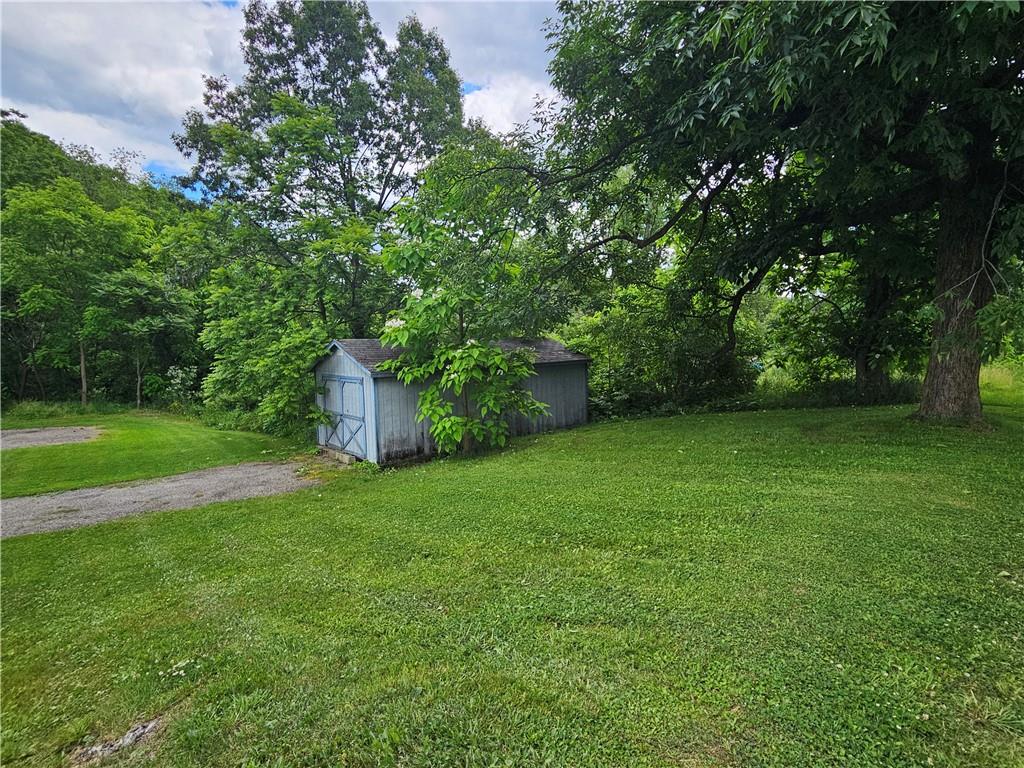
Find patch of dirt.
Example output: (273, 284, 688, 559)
(69, 717, 161, 765)
(2, 461, 317, 538)
(1, 426, 102, 450)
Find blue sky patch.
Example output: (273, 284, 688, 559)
(143, 160, 206, 202)
(461, 81, 483, 95)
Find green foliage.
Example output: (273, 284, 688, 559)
(1, 399, 128, 423)
(976, 247, 1024, 363)
(745, 367, 922, 412)
(7, 4, 1024, 432)
(767, 248, 933, 400)
(548, 1, 1024, 420)
(1, 115, 194, 223)
(375, 123, 599, 453)
(84, 267, 195, 407)
(0, 115, 199, 407)
(1, 178, 156, 402)
(172, 0, 464, 434)
(560, 278, 768, 417)
(380, 237, 540, 451)
(383, 331, 546, 454)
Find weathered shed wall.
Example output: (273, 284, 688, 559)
(508, 362, 589, 436)
(315, 345, 588, 465)
(373, 376, 434, 464)
(372, 361, 588, 463)
(314, 348, 378, 463)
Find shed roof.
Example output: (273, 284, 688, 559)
(316, 338, 588, 377)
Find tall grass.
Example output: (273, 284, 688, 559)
(980, 363, 1023, 407)
(1, 400, 129, 425)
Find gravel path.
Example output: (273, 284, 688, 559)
(1, 462, 316, 538)
(1, 426, 102, 450)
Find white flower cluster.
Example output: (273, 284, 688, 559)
(385, 317, 406, 329)
(410, 288, 424, 299)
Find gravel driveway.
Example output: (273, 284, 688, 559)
(2, 461, 316, 538)
(1, 426, 102, 449)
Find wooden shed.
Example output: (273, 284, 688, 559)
(312, 338, 589, 464)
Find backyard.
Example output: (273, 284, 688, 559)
(2, 1, 1023, 765)
(1, 369, 1021, 767)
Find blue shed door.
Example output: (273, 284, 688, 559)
(323, 375, 367, 459)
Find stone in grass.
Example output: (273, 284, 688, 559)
(998, 571, 1012, 578)
(70, 718, 161, 765)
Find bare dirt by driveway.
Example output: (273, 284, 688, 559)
(1, 461, 316, 538)
(1, 426, 102, 449)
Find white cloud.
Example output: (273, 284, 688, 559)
(463, 73, 557, 134)
(2, 1, 557, 169)
(2, 0, 245, 170)
(6, 101, 188, 168)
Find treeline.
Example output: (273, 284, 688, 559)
(1, 116, 203, 408)
(2, 1, 1023, 448)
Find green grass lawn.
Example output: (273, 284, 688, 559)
(2, 387, 1023, 766)
(0, 411, 296, 497)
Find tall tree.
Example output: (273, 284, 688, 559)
(547, 1, 1024, 421)
(380, 125, 577, 453)
(1, 114, 199, 406)
(769, 217, 935, 400)
(174, 0, 463, 431)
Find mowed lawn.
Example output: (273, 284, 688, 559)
(2, 383, 1023, 766)
(0, 412, 294, 497)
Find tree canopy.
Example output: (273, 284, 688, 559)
(546, 0, 1024, 420)
(171, 0, 464, 431)
(3, 0, 1022, 441)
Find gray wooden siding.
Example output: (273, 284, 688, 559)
(316, 349, 586, 465)
(374, 377, 434, 464)
(375, 361, 587, 461)
(314, 347, 379, 463)
(508, 362, 588, 436)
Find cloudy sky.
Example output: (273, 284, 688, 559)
(1, 0, 557, 180)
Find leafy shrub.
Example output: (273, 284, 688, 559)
(559, 282, 768, 418)
(749, 369, 921, 410)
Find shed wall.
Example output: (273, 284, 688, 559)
(314, 348, 379, 463)
(374, 361, 587, 463)
(374, 376, 434, 464)
(508, 362, 589, 436)
(316, 350, 587, 465)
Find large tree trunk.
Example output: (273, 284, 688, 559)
(853, 273, 893, 404)
(916, 188, 994, 422)
(854, 348, 890, 404)
(79, 339, 88, 407)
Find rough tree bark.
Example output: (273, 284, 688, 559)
(916, 184, 995, 422)
(135, 353, 143, 409)
(853, 273, 893, 404)
(79, 339, 88, 407)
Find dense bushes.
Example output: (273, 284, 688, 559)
(558, 275, 933, 420)
(559, 281, 771, 418)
